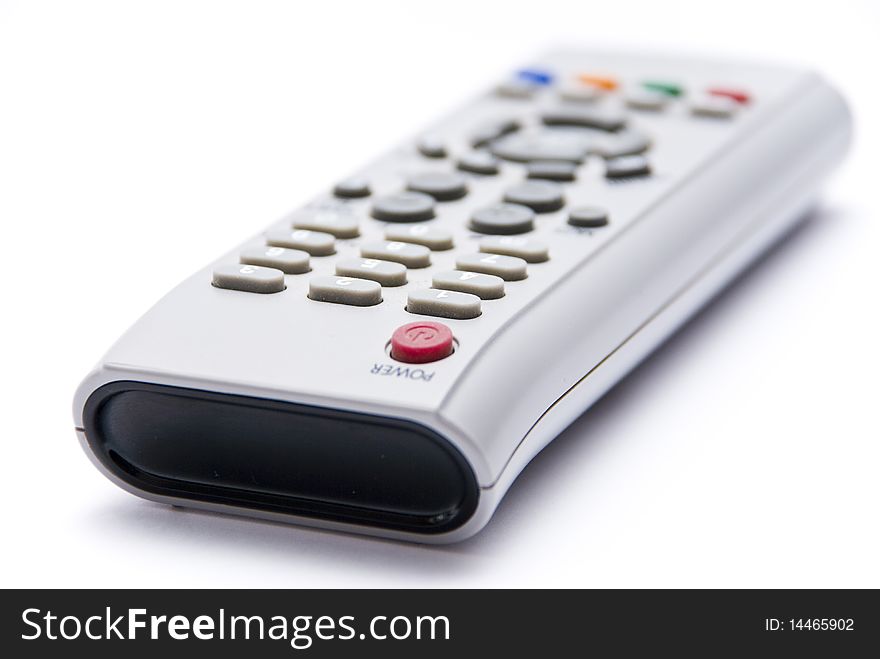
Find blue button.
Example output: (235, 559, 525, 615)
(516, 68, 554, 86)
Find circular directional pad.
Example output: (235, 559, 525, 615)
(491, 131, 590, 163)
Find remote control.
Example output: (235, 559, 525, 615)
(73, 50, 851, 543)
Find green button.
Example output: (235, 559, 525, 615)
(642, 81, 684, 97)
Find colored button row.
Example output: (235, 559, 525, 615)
(495, 68, 751, 110)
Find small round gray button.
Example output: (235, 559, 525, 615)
(503, 180, 565, 213)
(568, 206, 609, 228)
(333, 178, 371, 198)
(527, 160, 577, 182)
(605, 155, 651, 179)
(470, 119, 519, 148)
(417, 135, 447, 158)
(626, 89, 668, 111)
(371, 192, 436, 222)
(541, 107, 627, 131)
(469, 203, 535, 235)
(457, 152, 500, 175)
(591, 130, 651, 159)
(406, 172, 468, 201)
(558, 84, 601, 103)
(691, 95, 738, 118)
(495, 80, 536, 99)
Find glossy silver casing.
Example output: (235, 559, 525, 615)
(74, 50, 852, 543)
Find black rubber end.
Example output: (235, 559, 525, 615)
(82, 382, 479, 534)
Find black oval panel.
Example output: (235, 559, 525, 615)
(82, 382, 479, 534)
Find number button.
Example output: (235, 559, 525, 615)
(432, 270, 505, 300)
(384, 225, 454, 251)
(266, 229, 336, 256)
(291, 209, 360, 239)
(407, 289, 482, 320)
(456, 253, 528, 281)
(240, 246, 310, 274)
(360, 241, 431, 268)
(212, 264, 285, 294)
(335, 258, 407, 287)
(479, 236, 549, 263)
(308, 276, 382, 306)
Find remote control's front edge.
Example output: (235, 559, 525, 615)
(73, 57, 851, 544)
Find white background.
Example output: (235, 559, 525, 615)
(1, 0, 877, 588)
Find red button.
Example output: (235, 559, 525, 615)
(707, 87, 750, 104)
(390, 321, 454, 364)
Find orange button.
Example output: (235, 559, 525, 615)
(578, 74, 618, 91)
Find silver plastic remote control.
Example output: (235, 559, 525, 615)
(73, 50, 851, 543)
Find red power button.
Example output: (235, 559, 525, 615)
(390, 321, 454, 364)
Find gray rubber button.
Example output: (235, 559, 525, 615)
(266, 229, 336, 256)
(240, 246, 310, 274)
(456, 253, 527, 281)
(361, 241, 431, 268)
(591, 130, 651, 159)
(308, 276, 382, 306)
(503, 180, 565, 213)
(691, 95, 738, 118)
(626, 89, 668, 111)
(406, 172, 468, 201)
(558, 84, 601, 103)
(470, 119, 520, 148)
(541, 107, 627, 131)
(371, 192, 436, 222)
(568, 206, 609, 228)
(457, 152, 500, 175)
(495, 80, 536, 99)
(491, 132, 589, 163)
(335, 258, 407, 287)
(527, 160, 577, 182)
(408, 288, 482, 319)
(333, 178, 371, 198)
(469, 203, 535, 235)
(417, 135, 447, 158)
(479, 236, 549, 263)
(212, 264, 285, 294)
(291, 209, 360, 238)
(605, 155, 651, 179)
(384, 224, 454, 250)
(433, 270, 505, 300)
